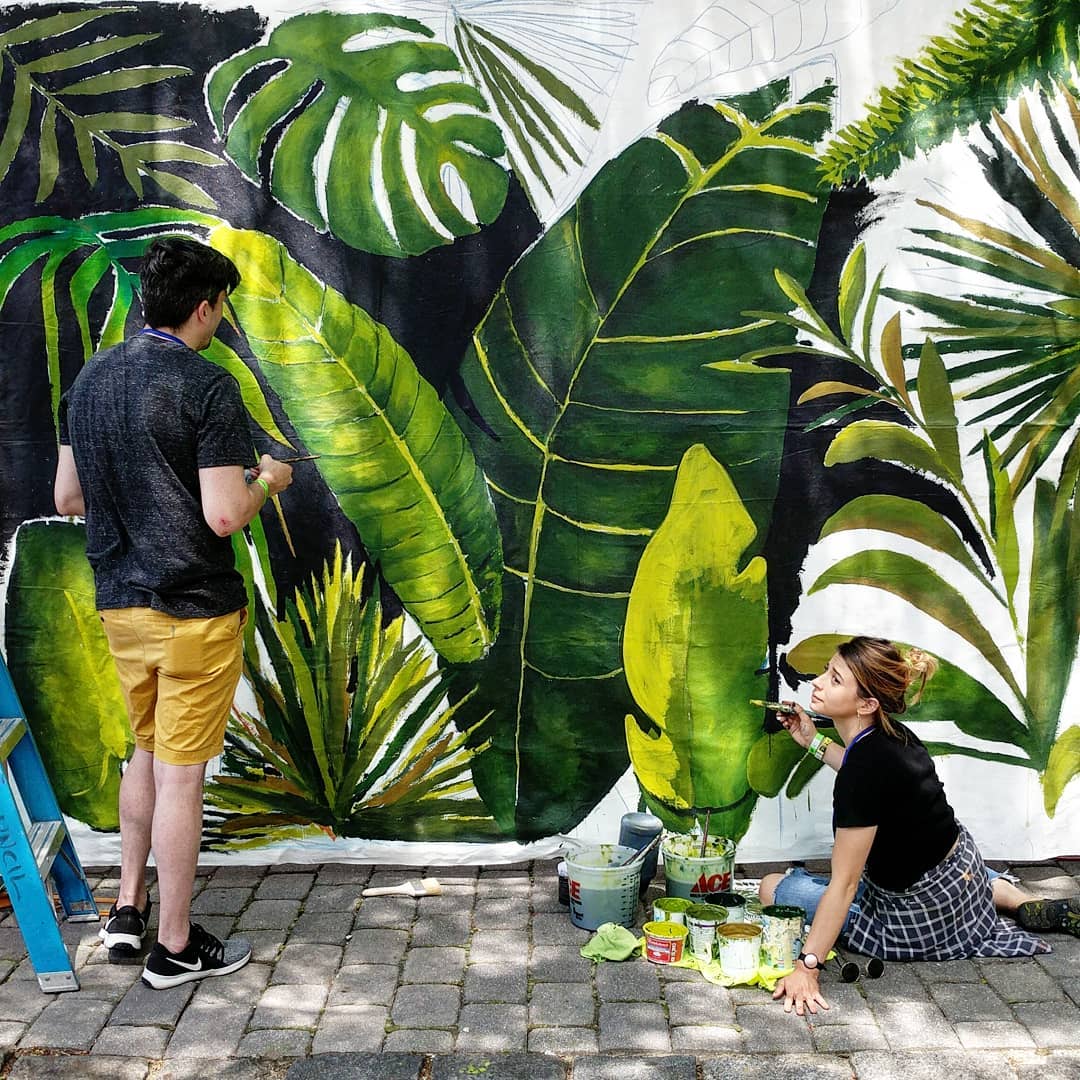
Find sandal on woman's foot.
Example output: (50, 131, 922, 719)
(1016, 897, 1080, 937)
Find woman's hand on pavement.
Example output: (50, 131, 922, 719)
(773, 964, 830, 1016)
(778, 703, 816, 750)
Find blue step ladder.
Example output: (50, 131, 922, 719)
(0, 653, 98, 992)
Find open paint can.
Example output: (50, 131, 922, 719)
(661, 834, 736, 901)
(706, 891, 745, 921)
(685, 902, 728, 962)
(643, 920, 688, 964)
(760, 904, 805, 970)
(716, 922, 762, 982)
(652, 896, 694, 924)
(565, 845, 641, 931)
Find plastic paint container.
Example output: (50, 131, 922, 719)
(619, 812, 664, 896)
(565, 845, 641, 931)
(643, 920, 688, 964)
(652, 896, 694, 924)
(740, 894, 763, 925)
(706, 891, 746, 921)
(760, 904, 806, 970)
(685, 902, 728, 962)
(716, 922, 762, 982)
(661, 834, 736, 901)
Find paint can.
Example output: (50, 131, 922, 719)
(760, 904, 806, 971)
(685, 902, 728, 962)
(619, 812, 664, 896)
(661, 834, 736, 901)
(565, 845, 641, 931)
(643, 920, 688, 964)
(716, 922, 762, 982)
(652, 896, 694, 924)
(706, 891, 745, 921)
(557, 861, 569, 906)
(740, 894, 763, 925)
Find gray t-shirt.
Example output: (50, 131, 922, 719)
(58, 331, 252, 618)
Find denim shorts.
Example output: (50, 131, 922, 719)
(772, 864, 1004, 934)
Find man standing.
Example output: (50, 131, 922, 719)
(54, 237, 293, 989)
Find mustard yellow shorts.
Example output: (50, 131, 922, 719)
(99, 606, 246, 766)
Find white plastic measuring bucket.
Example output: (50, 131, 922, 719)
(565, 844, 641, 930)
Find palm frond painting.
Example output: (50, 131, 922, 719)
(0, 7, 222, 207)
(204, 544, 499, 848)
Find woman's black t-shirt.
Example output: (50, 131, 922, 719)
(833, 722, 959, 891)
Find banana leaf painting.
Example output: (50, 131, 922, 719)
(0, 0, 1077, 860)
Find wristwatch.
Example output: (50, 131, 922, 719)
(797, 951, 819, 970)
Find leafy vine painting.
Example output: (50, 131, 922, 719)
(0, 0, 1076, 861)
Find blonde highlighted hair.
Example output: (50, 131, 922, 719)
(836, 637, 938, 739)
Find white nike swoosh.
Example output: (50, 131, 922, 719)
(169, 957, 203, 971)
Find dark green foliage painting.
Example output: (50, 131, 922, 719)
(1, 0, 1077, 860)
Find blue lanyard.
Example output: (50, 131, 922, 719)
(140, 327, 186, 347)
(842, 724, 876, 767)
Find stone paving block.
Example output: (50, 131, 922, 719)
(314, 864, 374, 886)
(474, 897, 531, 929)
(287, 911, 354, 945)
(7, 1057, 149, 1079)
(328, 963, 400, 1006)
(597, 1002, 672, 1052)
(872, 1001, 961, 1049)
(471, 930, 529, 965)
(477, 871, 532, 897)
(402, 945, 467, 984)
(670, 1024, 744, 1050)
(432, 1052, 564, 1080)
(164, 1001, 252, 1057)
(1013, 1000, 1080, 1047)
(304, 884, 361, 913)
(211, 865, 266, 886)
(270, 943, 343, 985)
(236, 899, 302, 931)
(663, 982, 735, 1025)
(1013, 1050, 1080, 1080)
(928, 981, 1013, 1021)
(810, 1023, 889, 1051)
(852, 1049, 1012, 1080)
(384, 1029, 454, 1052)
(287, 1055, 421, 1080)
(1036, 936, 1080, 977)
(595, 958, 660, 1001)
(0, 1020, 26, 1049)
(532, 885, 566, 914)
(532, 913, 588, 946)
(237, 1029, 312, 1057)
(701, 1054, 855, 1079)
(251, 981, 328, 1028)
(954, 1020, 1037, 1048)
(157, 1060, 291, 1080)
(656, 963, 699, 982)
(0, 979, 54, 1022)
(190, 960, 271, 1005)
(0, 927, 30, 960)
(801, 981, 874, 1025)
(353, 897, 415, 928)
(21, 996, 114, 1049)
(311, 1005, 388, 1052)
(529, 982, 595, 1026)
(980, 959, 1066, 1002)
(530, 944, 592, 982)
(859, 964, 931, 1002)
(734, 1004, 814, 1052)
(256, 873, 316, 900)
(575, 1056, 696, 1080)
(242, 929, 284, 964)
(110, 979, 195, 1025)
(1063, 977, 1080, 1008)
(93, 1022, 171, 1057)
(911, 959, 982, 983)
(457, 1003, 528, 1050)
(410, 913, 472, 947)
(344, 928, 409, 966)
(464, 962, 527, 1003)
(71, 958, 144, 999)
(391, 983, 461, 1028)
(190, 887, 253, 915)
(527, 1026, 599, 1054)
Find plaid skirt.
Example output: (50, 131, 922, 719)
(843, 825, 1050, 960)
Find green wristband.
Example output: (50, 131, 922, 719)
(255, 476, 270, 502)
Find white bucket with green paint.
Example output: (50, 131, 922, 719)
(565, 844, 641, 931)
(661, 834, 737, 901)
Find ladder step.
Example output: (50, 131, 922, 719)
(0, 716, 26, 762)
(27, 820, 65, 879)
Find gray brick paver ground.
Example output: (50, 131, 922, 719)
(980, 958, 1067, 1002)
(811, 1022, 890, 1051)
(92, 1023, 171, 1057)
(390, 983, 461, 1028)
(409, 913, 472, 947)
(190, 887, 253, 915)
(928, 980, 1014, 1021)
(303, 884, 361, 912)
(7, 1058, 150, 1079)
(456, 1003, 528, 1050)
(164, 1002, 252, 1058)
(954, 1020, 1037, 1048)
(598, 1002, 672, 1052)
(270, 943, 343, 985)
(470, 929, 528, 964)
(236, 898, 302, 932)
(250, 982, 328, 1028)
(20, 996, 114, 1049)
(311, 1005, 388, 1053)
(1013, 1000, 1080, 1047)
(343, 928, 409, 965)
(735, 1004, 815, 1052)
(872, 1000, 962, 1049)
(662, 981, 736, 1025)
(237, 1029, 312, 1058)
(287, 911, 355, 944)
(576, 1056, 696, 1080)
(527, 1026, 600, 1053)
(255, 873, 316, 900)
(529, 981, 596, 1026)
(852, 1049, 1013, 1080)
(109, 979, 195, 1025)
(0, 1020, 27, 1049)
(463, 961, 527, 1002)
(328, 963, 400, 1006)
(1037, 936, 1080, 977)
(670, 1024, 744, 1050)
(701, 1054, 855, 1079)
(353, 897, 415, 928)
(384, 1029, 454, 1052)
(595, 958, 661, 1000)
(402, 945, 467, 984)
(530, 944, 593, 981)
(473, 897, 530, 928)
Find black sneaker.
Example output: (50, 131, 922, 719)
(141, 923, 252, 990)
(99, 895, 152, 960)
(1016, 897, 1080, 938)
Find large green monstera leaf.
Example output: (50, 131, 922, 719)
(623, 446, 768, 841)
(449, 80, 834, 838)
(3, 521, 131, 830)
(207, 12, 508, 257)
(211, 226, 502, 664)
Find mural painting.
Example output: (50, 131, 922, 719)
(0, 0, 1077, 863)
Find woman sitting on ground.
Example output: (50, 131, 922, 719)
(761, 636, 1079, 1016)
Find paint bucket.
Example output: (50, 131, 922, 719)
(740, 894, 763, 925)
(716, 922, 762, 982)
(565, 845, 641, 931)
(620, 812, 664, 896)
(661, 834, 736, 901)
(652, 896, 694, 924)
(685, 902, 728, 962)
(707, 891, 745, 921)
(557, 861, 569, 906)
(760, 904, 805, 971)
(643, 920, 688, 964)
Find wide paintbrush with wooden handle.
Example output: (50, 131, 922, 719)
(361, 877, 442, 898)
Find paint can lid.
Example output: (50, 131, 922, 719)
(619, 811, 663, 839)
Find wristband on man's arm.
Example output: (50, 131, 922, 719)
(808, 732, 833, 760)
(254, 476, 270, 503)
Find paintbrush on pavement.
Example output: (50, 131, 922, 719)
(361, 877, 442, 898)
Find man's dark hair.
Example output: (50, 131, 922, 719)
(140, 237, 241, 328)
